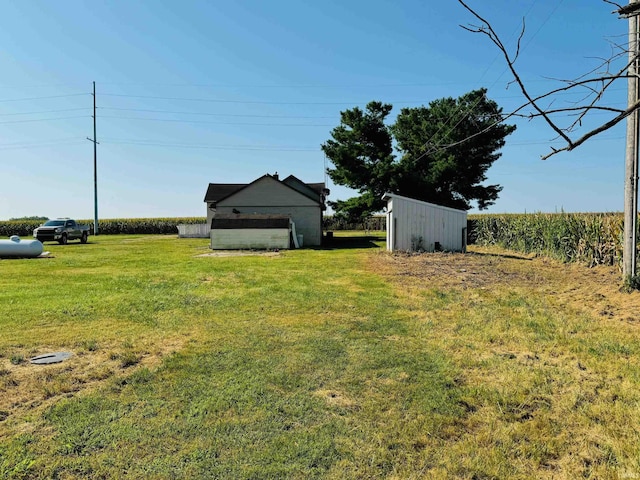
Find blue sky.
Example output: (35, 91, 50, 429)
(0, 0, 630, 220)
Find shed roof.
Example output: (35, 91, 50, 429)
(382, 193, 468, 215)
(204, 183, 247, 203)
(282, 175, 326, 200)
(204, 174, 324, 205)
(211, 213, 291, 230)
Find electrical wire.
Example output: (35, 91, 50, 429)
(98, 115, 333, 127)
(408, 2, 540, 157)
(0, 93, 89, 103)
(99, 93, 432, 106)
(416, 0, 616, 161)
(0, 139, 87, 150)
(0, 115, 88, 125)
(0, 108, 90, 117)
(0, 132, 622, 153)
(99, 107, 336, 119)
(100, 139, 317, 151)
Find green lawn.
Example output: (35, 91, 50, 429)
(1, 234, 639, 479)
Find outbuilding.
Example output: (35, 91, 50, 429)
(382, 193, 467, 252)
(210, 214, 292, 250)
(204, 173, 327, 248)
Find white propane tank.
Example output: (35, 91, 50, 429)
(0, 236, 44, 258)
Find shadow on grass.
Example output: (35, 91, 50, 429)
(313, 234, 385, 250)
(39, 241, 90, 247)
(467, 249, 534, 261)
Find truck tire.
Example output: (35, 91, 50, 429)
(59, 233, 68, 245)
(81, 232, 88, 244)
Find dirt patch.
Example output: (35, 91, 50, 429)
(196, 251, 282, 258)
(368, 246, 640, 323)
(314, 389, 359, 409)
(0, 335, 189, 436)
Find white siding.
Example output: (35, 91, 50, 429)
(216, 177, 322, 246)
(223, 177, 319, 207)
(384, 193, 467, 252)
(211, 228, 290, 250)
(177, 224, 209, 238)
(216, 205, 321, 246)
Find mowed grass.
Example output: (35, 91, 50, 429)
(0, 234, 639, 479)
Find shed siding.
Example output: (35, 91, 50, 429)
(211, 228, 290, 250)
(384, 194, 467, 252)
(222, 177, 319, 207)
(205, 176, 323, 247)
(177, 223, 209, 238)
(216, 205, 321, 246)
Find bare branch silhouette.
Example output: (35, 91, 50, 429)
(458, 0, 636, 159)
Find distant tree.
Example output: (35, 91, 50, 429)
(391, 89, 516, 210)
(321, 102, 397, 219)
(9, 216, 48, 221)
(321, 89, 516, 219)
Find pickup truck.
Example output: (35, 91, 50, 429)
(33, 218, 90, 244)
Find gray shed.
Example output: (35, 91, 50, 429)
(383, 193, 467, 252)
(204, 174, 327, 247)
(210, 214, 292, 250)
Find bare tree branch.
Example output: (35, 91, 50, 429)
(519, 105, 625, 118)
(457, 0, 637, 160)
(603, 0, 623, 11)
(540, 97, 640, 159)
(458, 0, 573, 148)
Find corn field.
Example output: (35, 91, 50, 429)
(469, 213, 625, 267)
(323, 215, 386, 231)
(2, 215, 388, 238)
(0, 217, 206, 238)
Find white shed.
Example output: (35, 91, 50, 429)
(210, 214, 292, 250)
(204, 174, 327, 247)
(382, 193, 467, 252)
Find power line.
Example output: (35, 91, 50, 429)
(0, 108, 90, 117)
(0, 93, 89, 103)
(417, 0, 576, 159)
(408, 2, 541, 158)
(0, 115, 88, 125)
(100, 139, 317, 151)
(99, 107, 336, 119)
(84, 79, 567, 88)
(0, 137, 79, 147)
(99, 93, 435, 105)
(98, 115, 333, 127)
(0, 140, 86, 150)
(0, 131, 623, 152)
(0, 137, 82, 146)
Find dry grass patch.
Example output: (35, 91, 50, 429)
(0, 334, 190, 439)
(371, 245, 640, 322)
(367, 246, 640, 479)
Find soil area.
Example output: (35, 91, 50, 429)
(368, 246, 640, 324)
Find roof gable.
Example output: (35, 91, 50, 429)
(220, 175, 319, 207)
(281, 175, 323, 202)
(204, 183, 247, 203)
(204, 174, 324, 206)
(382, 192, 468, 214)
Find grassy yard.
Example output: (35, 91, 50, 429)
(1, 233, 640, 479)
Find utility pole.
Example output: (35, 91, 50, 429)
(87, 81, 99, 235)
(621, 1, 640, 279)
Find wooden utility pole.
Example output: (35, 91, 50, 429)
(622, 1, 640, 279)
(87, 81, 99, 235)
